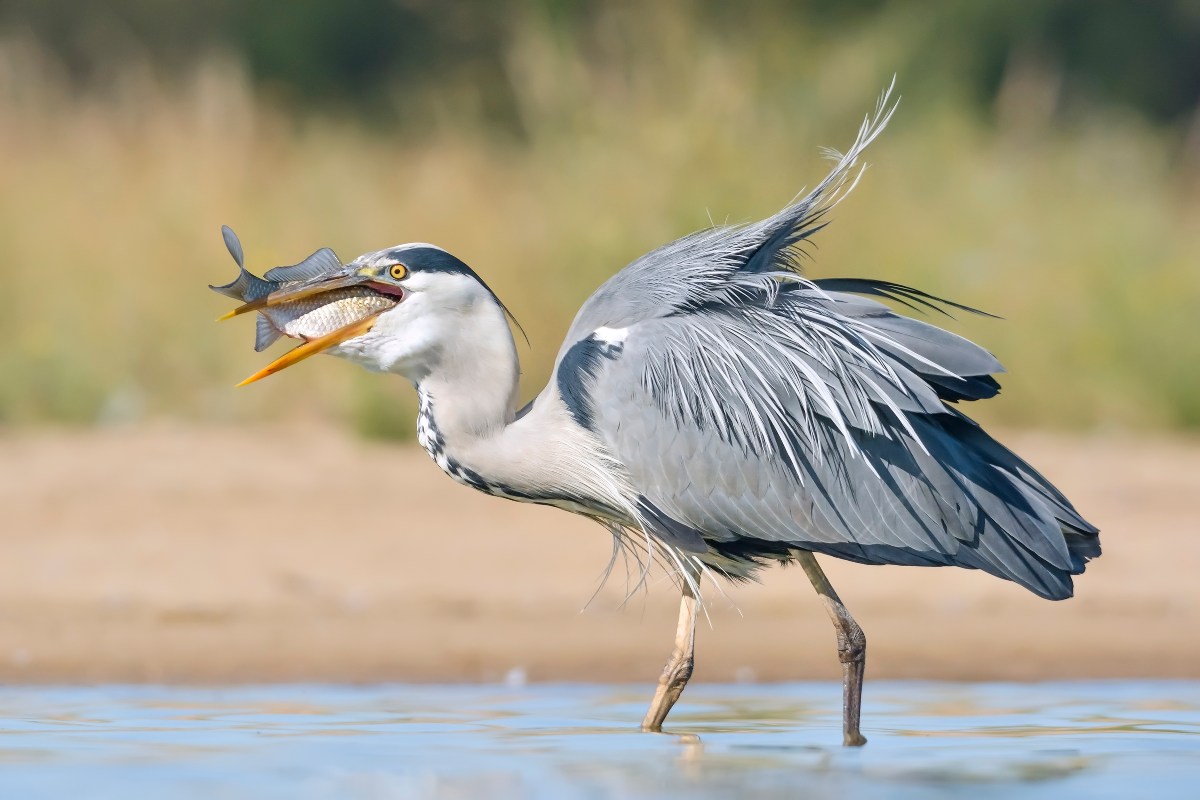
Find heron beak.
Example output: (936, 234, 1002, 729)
(219, 268, 377, 321)
(236, 313, 381, 387)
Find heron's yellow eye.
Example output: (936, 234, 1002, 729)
(389, 264, 408, 281)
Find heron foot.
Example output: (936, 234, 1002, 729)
(640, 654, 694, 732)
(640, 584, 698, 732)
(798, 551, 869, 747)
(837, 619, 867, 745)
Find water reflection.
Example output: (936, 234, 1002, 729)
(0, 682, 1196, 799)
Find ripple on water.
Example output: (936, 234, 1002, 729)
(0, 681, 1196, 799)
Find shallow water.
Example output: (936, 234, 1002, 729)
(0, 682, 1197, 799)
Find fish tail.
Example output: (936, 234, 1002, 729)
(210, 225, 275, 302)
(209, 265, 274, 302)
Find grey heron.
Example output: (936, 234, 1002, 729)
(212, 85, 1100, 745)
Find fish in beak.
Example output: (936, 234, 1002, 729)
(209, 226, 399, 385)
(216, 266, 377, 321)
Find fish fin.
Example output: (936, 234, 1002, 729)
(221, 225, 245, 268)
(264, 248, 343, 282)
(254, 313, 283, 352)
(209, 266, 274, 301)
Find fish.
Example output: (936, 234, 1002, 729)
(210, 226, 398, 385)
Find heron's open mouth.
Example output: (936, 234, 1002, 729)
(365, 282, 406, 300)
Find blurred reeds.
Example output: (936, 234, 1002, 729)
(1, 11, 1197, 436)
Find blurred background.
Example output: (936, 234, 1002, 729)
(0, 1, 1198, 684)
(2, 0, 1198, 433)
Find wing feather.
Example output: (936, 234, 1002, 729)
(553, 79, 1098, 598)
(579, 297, 1095, 599)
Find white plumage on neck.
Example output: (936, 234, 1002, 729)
(335, 269, 636, 519)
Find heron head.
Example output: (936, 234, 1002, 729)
(336, 244, 518, 379)
(237, 243, 518, 385)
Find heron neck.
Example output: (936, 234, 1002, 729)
(413, 360, 536, 498)
(411, 337, 635, 516)
(413, 339, 520, 443)
(403, 295, 523, 473)
(415, 383, 512, 460)
(404, 302, 623, 512)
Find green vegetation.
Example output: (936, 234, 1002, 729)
(0, 4, 1196, 435)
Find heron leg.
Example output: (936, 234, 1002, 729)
(640, 579, 698, 732)
(797, 552, 867, 746)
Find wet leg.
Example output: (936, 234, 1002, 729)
(797, 552, 867, 746)
(640, 581, 698, 732)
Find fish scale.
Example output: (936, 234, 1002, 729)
(269, 289, 396, 343)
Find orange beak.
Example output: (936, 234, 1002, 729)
(236, 314, 382, 387)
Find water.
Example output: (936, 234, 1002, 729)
(1, 682, 1197, 799)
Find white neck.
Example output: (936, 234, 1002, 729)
(414, 327, 520, 442)
(343, 270, 636, 517)
(397, 291, 526, 485)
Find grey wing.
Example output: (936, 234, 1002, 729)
(556, 81, 895, 358)
(579, 308, 1097, 601)
(554, 79, 1096, 598)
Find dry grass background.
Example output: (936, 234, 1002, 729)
(0, 13, 1198, 435)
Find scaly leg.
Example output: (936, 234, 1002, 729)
(797, 551, 868, 746)
(640, 579, 698, 732)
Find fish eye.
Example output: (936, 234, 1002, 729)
(389, 263, 408, 281)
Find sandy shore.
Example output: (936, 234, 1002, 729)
(0, 425, 1197, 684)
